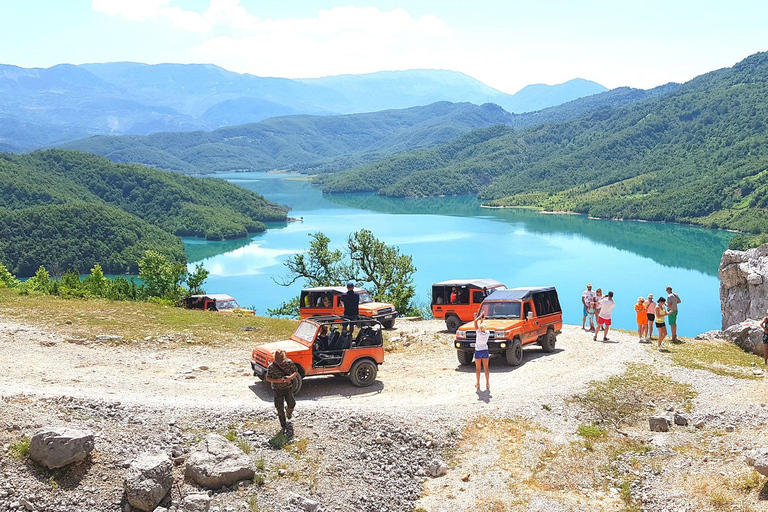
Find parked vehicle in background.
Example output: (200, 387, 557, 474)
(432, 279, 506, 332)
(454, 287, 562, 366)
(299, 286, 398, 328)
(250, 316, 385, 394)
(183, 294, 255, 315)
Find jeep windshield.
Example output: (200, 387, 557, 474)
(216, 299, 240, 310)
(358, 292, 374, 304)
(480, 301, 521, 319)
(292, 320, 318, 346)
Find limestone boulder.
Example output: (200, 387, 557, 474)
(745, 447, 768, 477)
(723, 319, 764, 354)
(179, 493, 211, 512)
(719, 244, 768, 329)
(28, 427, 94, 469)
(124, 453, 174, 512)
(649, 416, 670, 432)
(184, 434, 254, 489)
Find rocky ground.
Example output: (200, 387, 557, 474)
(1, 315, 767, 511)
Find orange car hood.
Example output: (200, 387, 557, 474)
(360, 302, 393, 312)
(253, 339, 307, 356)
(457, 318, 523, 331)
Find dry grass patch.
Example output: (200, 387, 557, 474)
(0, 288, 296, 347)
(661, 337, 765, 380)
(571, 363, 696, 429)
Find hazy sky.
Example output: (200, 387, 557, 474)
(2, 0, 767, 94)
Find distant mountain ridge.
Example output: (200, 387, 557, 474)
(0, 61, 606, 149)
(317, 51, 768, 236)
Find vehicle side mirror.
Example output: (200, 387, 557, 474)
(527, 311, 534, 320)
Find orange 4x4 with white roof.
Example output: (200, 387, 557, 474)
(299, 287, 398, 328)
(454, 287, 562, 367)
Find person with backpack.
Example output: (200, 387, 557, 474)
(266, 349, 298, 436)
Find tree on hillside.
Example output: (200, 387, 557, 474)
(269, 230, 417, 317)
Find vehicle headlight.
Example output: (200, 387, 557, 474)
(457, 331, 466, 339)
(455, 342, 461, 348)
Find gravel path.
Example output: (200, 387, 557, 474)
(1, 317, 766, 512)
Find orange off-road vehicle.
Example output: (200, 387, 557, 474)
(299, 286, 398, 328)
(250, 316, 384, 394)
(454, 287, 562, 366)
(432, 279, 506, 332)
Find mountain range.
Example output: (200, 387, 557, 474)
(317, 52, 768, 236)
(0, 62, 606, 150)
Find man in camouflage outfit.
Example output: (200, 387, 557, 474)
(266, 349, 298, 435)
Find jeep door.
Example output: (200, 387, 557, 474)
(521, 301, 541, 343)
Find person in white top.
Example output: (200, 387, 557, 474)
(473, 311, 491, 391)
(581, 283, 596, 331)
(593, 291, 616, 342)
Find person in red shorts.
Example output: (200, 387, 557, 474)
(594, 291, 616, 342)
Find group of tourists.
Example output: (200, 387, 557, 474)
(633, 287, 681, 350)
(581, 283, 681, 350)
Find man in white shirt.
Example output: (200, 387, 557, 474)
(593, 291, 616, 342)
(581, 283, 596, 331)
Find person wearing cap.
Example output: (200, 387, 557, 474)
(340, 281, 360, 321)
(760, 311, 768, 365)
(634, 297, 647, 342)
(645, 294, 656, 340)
(581, 283, 596, 331)
(265, 349, 298, 436)
(666, 286, 682, 342)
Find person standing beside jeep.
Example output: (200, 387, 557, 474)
(340, 282, 359, 321)
(266, 349, 298, 436)
(473, 311, 491, 391)
(581, 283, 596, 331)
(666, 286, 682, 342)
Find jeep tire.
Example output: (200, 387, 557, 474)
(291, 373, 303, 395)
(541, 328, 557, 353)
(505, 338, 523, 366)
(445, 315, 461, 333)
(349, 359, 378, 387)
(457, 350, 473, 366)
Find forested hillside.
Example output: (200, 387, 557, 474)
(63, 102, 516, 174)
(0, 150, 288, 276)
(318, 52, 768, 234)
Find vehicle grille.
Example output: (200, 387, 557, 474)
(253, 352, 270, 366)
(377, 307, 394, 315)
(464, 330, 496, 340)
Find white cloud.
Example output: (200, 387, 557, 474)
(91, 0, 259, 33)
(193, 6, 458, 78)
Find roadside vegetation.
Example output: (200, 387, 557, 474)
(657, 338, 765, 380)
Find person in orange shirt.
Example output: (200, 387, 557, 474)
(634, 297, 648, 342)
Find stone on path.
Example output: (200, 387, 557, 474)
(184, 434, 254, 489)
(649, 416, 670, 432)
(745, 447, 768, 477)
(124, 453, 173, 512)
(28, 427, 94, 469)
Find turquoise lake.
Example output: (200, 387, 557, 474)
(185, 172, 734, 337)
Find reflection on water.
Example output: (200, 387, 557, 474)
(325, 194, 732, 277)
(189, 172, 734, 336)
